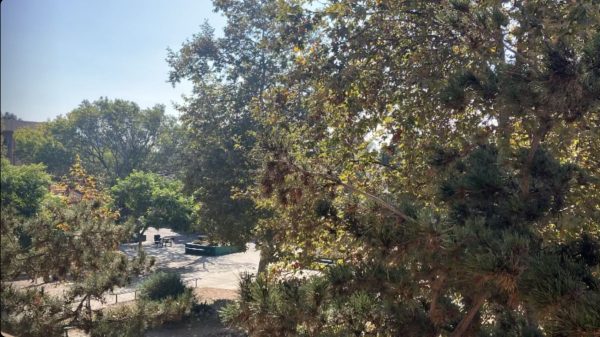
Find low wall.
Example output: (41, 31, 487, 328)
(184, 243, 240, 256)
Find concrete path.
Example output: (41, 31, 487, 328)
(8, 228, 259, 336)
(97, 228, 259, 308)
(10, 228, 260, 310)
(136, 228, 259, 287)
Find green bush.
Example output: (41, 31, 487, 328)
(90, 304, 148, 337)
(90, 288, 196, 337)
(140, 272, 186, 301)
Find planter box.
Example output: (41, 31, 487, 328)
(184, 243, 240, 256)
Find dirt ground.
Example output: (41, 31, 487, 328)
(194, 287, 239, 302)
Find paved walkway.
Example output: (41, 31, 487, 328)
(11, 228, 260, 310)
(8, 229, 259, 336)
(97, 228, 260, 308)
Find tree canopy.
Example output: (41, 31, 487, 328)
(2, 112, 20, 120)
(2, 1, 599, 336)
(13, 125, 74, 177)
(111, 170, 195, 236)
(210, 1, 600, 336)
(50, 97, 169, 181)
(1, 157, 51, 217)
(166, 0, 290, 247)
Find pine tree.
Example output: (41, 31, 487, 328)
(211, 1, 600, 336)
(1, 158, 148, 336)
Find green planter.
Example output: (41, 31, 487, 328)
(184, 243, 240, 256)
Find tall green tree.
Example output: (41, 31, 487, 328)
(215, 1, 600, 336)
(111, 171, 195, 243)
(51, 97, 168, 181)
(13, 125, 74, 177)
(166, 0, 293, 247)
(1, 158, 51, 283)
(0, 157, 51, 217)
(145, 116, 188, 179)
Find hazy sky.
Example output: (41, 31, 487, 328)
(1, 0, 226, 121)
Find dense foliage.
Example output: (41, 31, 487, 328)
(13, 125, 74, 177)
(89, 272, 195, 337)
(3, 1, 599, 336)
(90, 288, 195, 337)
(165, 0, 291, 247)
(197, 1, 600, 336)
(0, 159, 148, 336)
(2, 99, 195, 335)
(140, 271, 187, 301)
(0, 157, 51, 217)
(52, 98, 174, 180)
(11, 98, 184, 182)
(111, 170, 195, 239)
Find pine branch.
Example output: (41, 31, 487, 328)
(520, 117, 552, 198)
(428, 272, 447, 326)
(450, 295, 486, 337)
(501, 40, 541, 70)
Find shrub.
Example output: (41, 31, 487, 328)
(90, 286, 196, 337)
(90, 304, 148, 337)
(140, 272, 186, 301)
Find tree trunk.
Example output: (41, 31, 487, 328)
(138, 231, 143, 252)
(86, 296, 91, 319)
(257, 242, 274, 274)
(428, 273, 447, 326)
(137, 228, 147, 254)
(450, 296, 485, 337)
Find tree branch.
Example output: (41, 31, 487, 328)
(278, 159, 417, 223)
(428, 272, 447, 326)
(337, 179, 415, 222)
(450, 295, 485, 337)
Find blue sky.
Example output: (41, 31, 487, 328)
(1, 0, 225, 121)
